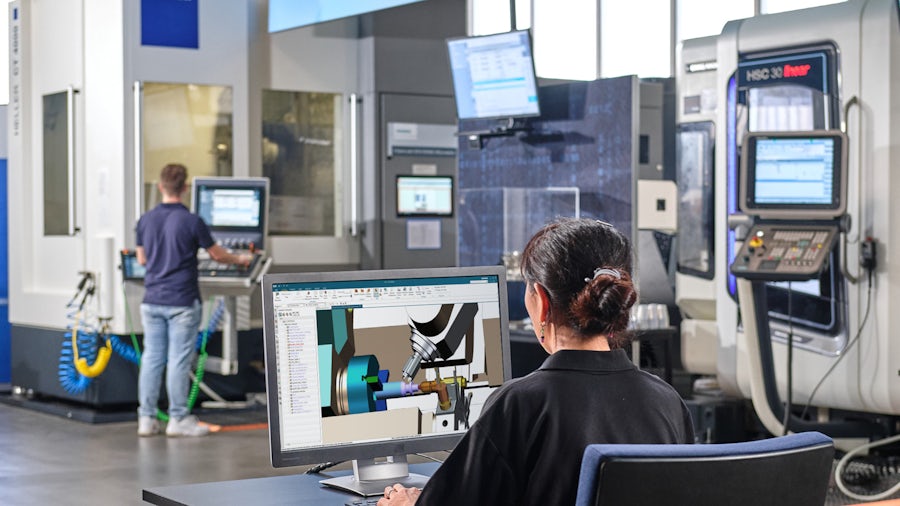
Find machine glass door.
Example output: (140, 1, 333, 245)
(43, 90, 77, 236)
(676, 121, 715, 279)
(261, 90, 342, 237)
(139, 82, 234, 213)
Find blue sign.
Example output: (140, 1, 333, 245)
(141, 0, 199, 49)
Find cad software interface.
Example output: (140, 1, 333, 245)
(270, 274, 506, 452)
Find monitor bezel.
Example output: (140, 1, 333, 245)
(191, 176, 270, 248)
(395, 175, 455, 218)
(261, 265, 511, 468)
(739, 130, 848, 220)
(446, 29, 542, 121)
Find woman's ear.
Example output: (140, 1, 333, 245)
(532, 282, 551, 323)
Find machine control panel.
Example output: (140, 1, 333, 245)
(730, 224, 839, 281)
(198, 251, 263, 278)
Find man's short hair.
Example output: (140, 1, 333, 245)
(159, 164, 188, 196)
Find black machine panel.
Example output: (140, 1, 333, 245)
(731, 223, 838, 281)
(198, 252, 264, 278)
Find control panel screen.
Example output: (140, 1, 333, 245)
(191, 177, 269, 250)
(740, 131, 847, 219)
(197, 187, 262, 228)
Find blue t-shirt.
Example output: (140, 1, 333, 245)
(136, 203, 215, 307)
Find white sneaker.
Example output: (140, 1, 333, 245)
(165, 415, 210, 437)
(138, 416, 160, 437)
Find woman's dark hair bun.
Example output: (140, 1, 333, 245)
(570, 270, 637, 337)
(520, 218, 637, 345)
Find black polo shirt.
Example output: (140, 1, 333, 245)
(416, 349, 695, 506)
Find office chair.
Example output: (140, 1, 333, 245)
(575, 431, 834, 506)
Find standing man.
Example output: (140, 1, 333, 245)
(135, 163, 251, 437)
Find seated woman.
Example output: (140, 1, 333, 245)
(379, 218, 694, 506)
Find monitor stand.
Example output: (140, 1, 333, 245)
(319, 455, 431, 497)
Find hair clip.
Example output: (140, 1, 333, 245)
(585, 268, 621, 283)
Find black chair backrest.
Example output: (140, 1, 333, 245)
(581, 432, 835, 506)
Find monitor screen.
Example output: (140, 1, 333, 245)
(192, 177, 269, 250)
(120, 250, 146, 281)
(740, 131, 847, 219)
(261, 266, 510, 490)
(396, 176, 454, 217)
(447, 30, 541, 120)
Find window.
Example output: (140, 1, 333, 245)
(470, 0, 531, 35)
(601, 0, 671, 78)
(677, 0, 754, 42)
(533, 0, 598, 80)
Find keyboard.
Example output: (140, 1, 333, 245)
(198, 252, 262, 278)
(345, 498, 381, 506)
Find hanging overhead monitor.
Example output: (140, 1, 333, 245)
(447, 30, 541, 121)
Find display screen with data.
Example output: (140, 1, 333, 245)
(192, 177, 269, 250)
(396, 176, 454, 217)
(447, 30, 541, 120)
(196, 186, 262, 228)
(740, 131, 846, 219)
(261, 267, 510, 467)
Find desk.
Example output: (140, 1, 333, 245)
(143, 462, 441, 506)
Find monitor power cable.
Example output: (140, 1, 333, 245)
(305, 461, 344, 474)
(800, 237, 876, 420)
(782, 281, 794, 436)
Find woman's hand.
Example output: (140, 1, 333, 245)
(376, 483, 421, 506)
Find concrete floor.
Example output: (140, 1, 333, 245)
(0, 400, 301, 506)
(0, 391, 895, 506)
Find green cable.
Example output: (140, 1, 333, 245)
(121, 282, 141, 360)
(186, 297, 215, 413)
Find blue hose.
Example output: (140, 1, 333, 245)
(110, 335, 140, 364)
(58, 330, 95, 394)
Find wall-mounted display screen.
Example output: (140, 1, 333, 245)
(396, 176, 454, 217)
(268, 0, 426, 33)
(447, 30, 541, 120)
(740, 130, 847, 219)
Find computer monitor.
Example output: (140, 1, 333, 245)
(192, 177, 270, 250)
(396, 175, 454, 217)
(261, 266, 511, 496)
(739, 130, 848, 219)
(447, 30, 541, 121)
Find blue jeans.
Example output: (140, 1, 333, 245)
(138, 301, 202, 419)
